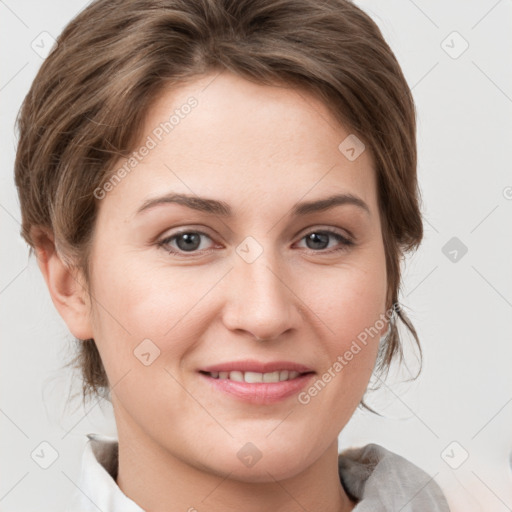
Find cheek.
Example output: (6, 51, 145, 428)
(297, 267, 385, 417)
(87, 254, 225, 367)
(309, 260, 387, 341)
(303, 258, 387, 389)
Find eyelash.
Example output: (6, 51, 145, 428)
(157, 228, 354, 257)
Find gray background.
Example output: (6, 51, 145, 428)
(1, 1, 511, 510)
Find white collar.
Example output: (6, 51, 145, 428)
(65, 433, 143, 511)
(65, 433, 449, 511)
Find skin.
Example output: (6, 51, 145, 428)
(37, 71, 389, 512)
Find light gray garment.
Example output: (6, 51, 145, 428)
(339, 443, 450, 511)
(65, 433, 450, 511)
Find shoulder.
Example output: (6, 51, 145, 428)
(338, 443, 451, 511)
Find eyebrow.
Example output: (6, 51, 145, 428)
(136, 192, 371, 217)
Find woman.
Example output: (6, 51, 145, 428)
(14, 0, 450, 510)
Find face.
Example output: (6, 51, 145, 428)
(84, 71, 388, 482)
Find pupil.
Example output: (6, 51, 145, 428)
(307, 232, 328, 250)
(177, 233, 200, 251)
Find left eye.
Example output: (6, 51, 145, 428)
(158, 229, 353, 256)
(297, 230, 353, 252)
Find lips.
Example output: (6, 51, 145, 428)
(198, 360, 315, 404)
(199, 360, 314, 382)
(203, 369, 303, 383)
(200, 360, 314, 374)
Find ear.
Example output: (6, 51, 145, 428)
(32, 227, 94, 340)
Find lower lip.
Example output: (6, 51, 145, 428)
(199, 372, 315, 404)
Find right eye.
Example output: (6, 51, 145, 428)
(157, 230, 216, 256)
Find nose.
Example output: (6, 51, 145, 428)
(221, 248, 301, 341)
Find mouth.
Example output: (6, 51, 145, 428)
(198, 360, 316, 404)
(199, 369, 311, 383)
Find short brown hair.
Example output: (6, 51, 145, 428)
(14, 0, 423, 406)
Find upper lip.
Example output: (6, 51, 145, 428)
(200, 360, 315, 374)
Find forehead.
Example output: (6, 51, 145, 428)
(102, 71, 377, 219)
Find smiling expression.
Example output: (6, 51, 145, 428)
(82, 70, 388, 481)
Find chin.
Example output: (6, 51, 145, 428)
(196, 439, 314, 483)
(212, 457, 308, 484)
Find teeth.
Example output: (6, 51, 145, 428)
(263, 371, 280, 383)
(244, 371, 263, 383)
(208, 370, 302, 382)
(229, 371, 244, 382)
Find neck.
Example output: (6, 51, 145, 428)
(115, 417, 355, 512)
